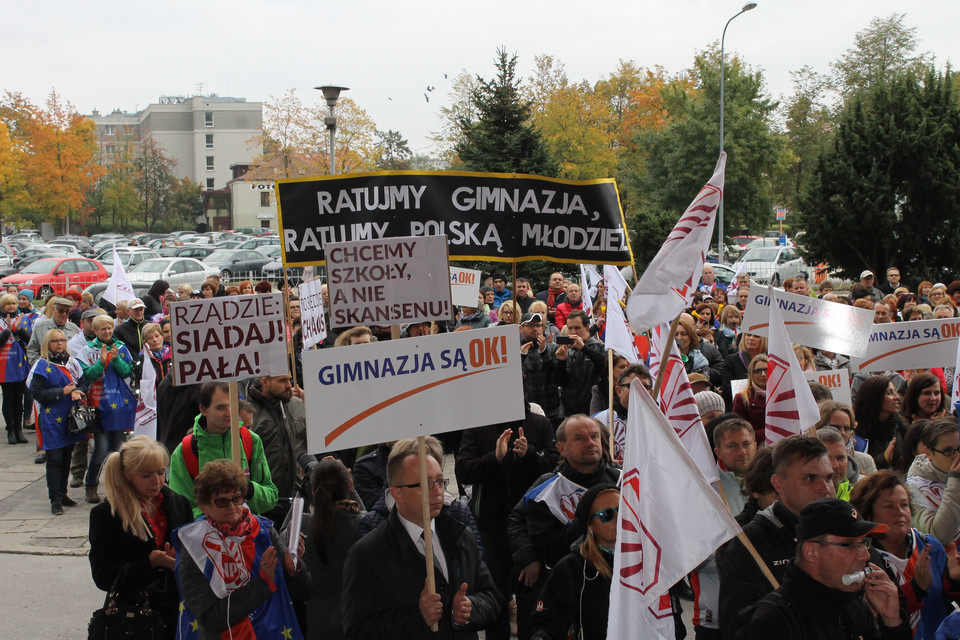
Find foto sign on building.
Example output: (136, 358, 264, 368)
(302, 325, 525, 453)
(326, 235, 452, 328)
(169, 293, 289, 385)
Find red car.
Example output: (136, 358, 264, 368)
(1, 256, 109, 298)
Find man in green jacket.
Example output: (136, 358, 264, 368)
(169, 381, 278, 518)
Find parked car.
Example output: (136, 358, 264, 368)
(236, 237, 279, 253)
(127, 257, 218, 290)
(157, 245, 217, 260)
(735, 245, 807, 286)
(202, 249, 273, 281)
(97, 249, 161, 275)
(0, 257, 108, 298)
(13, 246, 72, 269)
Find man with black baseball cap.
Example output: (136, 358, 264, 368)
(742, 497, 910, 639)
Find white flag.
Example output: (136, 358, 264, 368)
(726, 261, 747, 293)
(608, 381, 740, 638)
(648, 324, 718, 483)
(764, 289, 821, 445)
(604, 266, 640, 364)
(579, 264, 596, 318)
(133, 352, 158, 440)
(103, 247, 137, 305)
(604, 263, 630, 302)
(626, 153, 726, 332)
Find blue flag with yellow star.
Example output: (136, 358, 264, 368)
(172, 516, 304, 640)
(0, 316, 29, 383)
(27, 358, 86, 450)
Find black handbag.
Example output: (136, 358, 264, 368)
(87, 565, 166, 640)
(67, 399, 101, 435)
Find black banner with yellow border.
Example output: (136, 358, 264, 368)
(276, 171, 632, 266)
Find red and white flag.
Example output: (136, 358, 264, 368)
(726, 261, 747, 293)
(604, 265, 641, 364)
(648, 324, 718, 483)
(626, 153, 726, 332)
(765, 289, 821, 444)
(608, 381, 740, 638)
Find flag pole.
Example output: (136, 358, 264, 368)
(652, 316, 682, 397)
(716, 479, 780, 589)
(607, 349, 615, 460)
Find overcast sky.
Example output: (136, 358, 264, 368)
(4, 1, 957, 152)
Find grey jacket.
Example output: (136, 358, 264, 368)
(907, 456, 960, 545)
(27, 316, 80, 364)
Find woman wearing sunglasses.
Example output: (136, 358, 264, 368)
(174, 459, 310, 640)
(851, 469, 960, 638)
(88, 436, 193, 639)
(530, 483, 619, 640)
(907, 418, 960, 547)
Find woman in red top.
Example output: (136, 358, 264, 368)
(733, 354, 768, 443)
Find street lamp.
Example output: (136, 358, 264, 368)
(718, 2, 757, 264)
(314, 85, 349, 175)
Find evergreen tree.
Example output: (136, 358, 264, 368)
(456, 48, 559, 177)
(799, 68, 960, 282)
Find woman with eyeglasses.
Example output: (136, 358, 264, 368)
(814, 401, 877, 476)
(853, 375, 906, 471)
(901, 373, 948, 424)
(28, 329, 87, 513)
(733, 354, 768, 443)
(907, 418, 960, 547)
(174, 459, 310, 640)
(852, 469, 960, 638)
(88, 436, 193, 639)
(530, 483, 619, 640)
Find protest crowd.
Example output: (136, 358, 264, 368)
(7, 250, 960, 640)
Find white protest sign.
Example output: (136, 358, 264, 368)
(850, 317, 960, 373)
(804, 369, 852, 406)
(327, 235, 452, 328)
(298, 279, 327, 349)
(303, 325, 525, 452)
(170, 293, 289, 385)
(450, 267, 482, 308)
(731, 378, 747, 399)
(741, 285, 874, 357)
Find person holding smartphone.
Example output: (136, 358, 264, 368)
(553, 310, 607, 417)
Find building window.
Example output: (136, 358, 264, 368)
(206, 156, 214, 171)
(260, 192, 271, 207)
(103, 125, 116, 135)
(205, 134, 214, 149)
(206, 178, 215, 189)
(105, 144, 116, 155)
(204, 112, 214, 127)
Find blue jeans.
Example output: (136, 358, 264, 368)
(85, 430, 125, 489)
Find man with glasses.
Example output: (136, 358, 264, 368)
(718, 435, 835, 639)
(742, 498, 909, 639)
(880, 267, 902, 296)
(343, 438, 501, 639)
(26, 297, 80, 365)
(591, 363, 652, 465)
(169, 381, 278, 518)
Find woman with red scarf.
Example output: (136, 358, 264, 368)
(89, 436, 193, 638)
(174, 460, 310, 640)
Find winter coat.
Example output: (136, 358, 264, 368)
(553, 337, 607, 417)
(740, 561, 911, 640)
(530, 551, 611, 640)
(245, 379, 308, 502)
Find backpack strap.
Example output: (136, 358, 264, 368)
(182, 427, 253, 480)
(181, 434, 199, 479)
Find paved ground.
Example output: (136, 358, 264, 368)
(0, 431, 93, 557)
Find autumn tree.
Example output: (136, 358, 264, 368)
(88, 126, 138, 231)
(431, 70, 479, 167)
(0, 122, 26, 237)
(324, 97, 380, 174)
(0, 90, 103, 232)
(621, 46, 787, 269)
